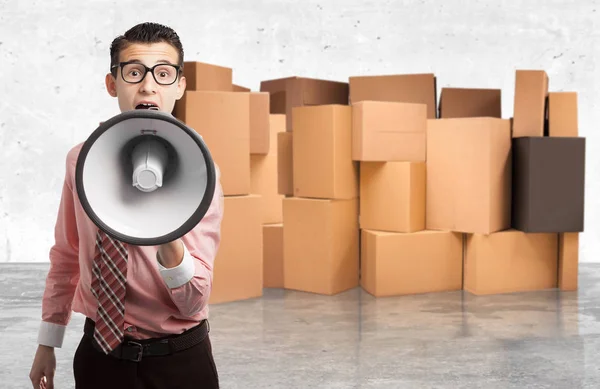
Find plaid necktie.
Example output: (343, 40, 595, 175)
(90, 230, 129, 354)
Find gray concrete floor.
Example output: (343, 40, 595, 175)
(2, 264, 600, 388)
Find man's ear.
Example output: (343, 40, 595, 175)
(176, 75, 187, 100)
(105, 73, 118, 97)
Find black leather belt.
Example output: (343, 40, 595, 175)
(84, 317, 209, 362)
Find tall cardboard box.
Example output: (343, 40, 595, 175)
(283, 197, 359, 295)
(229, 89, 270, 153)
(361, 230, 463, 297)
(277, 132, 293, 196)
(249, 92, 270, 154)
(464, 230, 558, 295)
(293, 105, 358, 199)
(174, 91, 250, 196)
(511, 137, 585, 232)
(360, 162, 425, 232)
(426, 117, 512, 234)
(250, 114, 286, 223)
(559, 232, 579, 291)
(210, 195, 263, 304)
(263, 224, 284, 288)
(352, 101, 427, 162)
(438, 87, 501, 118)
(512, 70, 549, 137)
(349, 73, 437, 119)
(183, 61, 232, 91)
(548, 92, 578, 137)
(260, 76, 349, 131)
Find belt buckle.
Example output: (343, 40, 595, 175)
(127, 341, 144, 362)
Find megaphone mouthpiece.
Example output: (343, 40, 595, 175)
(131, 138, 169, 192)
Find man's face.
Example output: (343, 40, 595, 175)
(105, 42, 186, 114)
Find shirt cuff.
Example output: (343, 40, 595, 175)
(38, 321, 66, 348)
(157, 243, 195, 288)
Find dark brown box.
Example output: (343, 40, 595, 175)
(259, 77, 349, 131)
(512, 137, 585, 232)
(438, 87, 501, 118)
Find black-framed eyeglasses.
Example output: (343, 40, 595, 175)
(111, 61, 182, 85)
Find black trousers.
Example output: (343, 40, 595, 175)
(73, 323, 219, 389)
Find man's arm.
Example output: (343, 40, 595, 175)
(38, 153, 81, 348)
(156, 178, 224, 317)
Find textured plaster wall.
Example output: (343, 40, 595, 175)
(0, 0, 598, 263)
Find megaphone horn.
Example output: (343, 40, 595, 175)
(75, 109, 216, 246)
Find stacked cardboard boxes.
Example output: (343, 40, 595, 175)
(351, 75, 462, 297)
(428, 70, 584, 295)
(349, 70, 584, 297)
(261, 77, 361, 295)
(510, 71, 583, 293)
(173, 61, 263, 304)
(251, 114, 286, 288)
(173, 61, 584, 302)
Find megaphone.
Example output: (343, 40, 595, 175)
(75, 109, 216, 246)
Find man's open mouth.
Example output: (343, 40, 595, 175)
(136, 103, 159, 110)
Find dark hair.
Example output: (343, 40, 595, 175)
(109, 22, 184, 76)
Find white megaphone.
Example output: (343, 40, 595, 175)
(75, 109, 216, 246)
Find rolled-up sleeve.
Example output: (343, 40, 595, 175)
(38, 153, 81, 348)
(159, 177, 224, 317)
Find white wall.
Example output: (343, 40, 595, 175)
(0, 0, 598, 263)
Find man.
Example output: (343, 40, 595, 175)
(29, 22, 223, 389)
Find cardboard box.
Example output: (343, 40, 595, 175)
(439, 87, 501, 118)
(426, 117, 512, 234)
(293, 105, 359, 199)
(464, 230, 558, 295)
(360, 162, 425, 232)
(232, 84, 251, 92)
(263, 224, 284, 288)
(512, 70, 549, 137)
(173, 91, 250, 196)
(277, 132, 293, 196)
(250, 114, 286, 223)
(183, 61, 232, 91)
(352, 101, 427, 161)
(260, 76, 349, 131)
(512, 137, 585, 232)
(209, 195, 263, 304)
(283, 197, 359, 295)
(559, 232, 579, 291)
(349, 73, 437, 119)
(361, 230, 463, 297)
(548, 92, 578, 137)
(249, 92, 270, 154)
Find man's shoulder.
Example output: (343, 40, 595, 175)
(67, 142, 85, 161)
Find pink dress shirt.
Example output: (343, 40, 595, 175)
(37, 142, 224, 348)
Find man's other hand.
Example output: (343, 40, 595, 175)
(29, 345, 56, 389)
